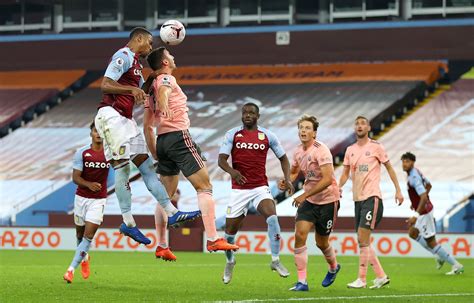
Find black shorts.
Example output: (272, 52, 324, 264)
(296, 201, 339, 236)
(354, 196, 384, 231)
(156, 130, 206, 177)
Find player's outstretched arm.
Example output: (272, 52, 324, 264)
(143, 106, 158, 160)
(278, 154, 294, 195)
(383, 161, 404, 205)
(218, 153, 247, 185)
(72, 169, 101, 192)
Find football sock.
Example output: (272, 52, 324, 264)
(138, 157, 177, 216)
(432, 244, 457, 266)
(369, 245, 386, 278)
(294, 245, 308, 284)
(322, 245, 338, 272)
(197, 190, 218, 241)
(266, 215, 281, 259)
(224, 233, 236, 263)
(154, 204, 168, 248)
(69, 237, 92, 271)
(358, 245, 369, 282)
(114, 162, 135, 227)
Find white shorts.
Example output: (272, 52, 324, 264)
(226, 186, 274, 218)
(95, 106, 148, 161)
(415, 211, 436, 238)
(73, 195, 106, 226)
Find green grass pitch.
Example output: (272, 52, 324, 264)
(0, 250, 472, 302)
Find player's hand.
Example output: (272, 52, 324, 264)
(161, 106, 174, 120)
(406, 216, 417, 227)
(395, 190, 404, 205)
(88, 182, 102, 192)
(278, 179, 295, 195)
(230, 169, 247, 185)
(132, 87, 147, 104)
(292, 193, 306, 207)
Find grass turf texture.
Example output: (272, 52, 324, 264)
(0, 250, 472, 302)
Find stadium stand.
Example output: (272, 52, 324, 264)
(0, 70, 102, 137)
(1, 61, 446, 226)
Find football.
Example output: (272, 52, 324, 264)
(160, 20, 186, 45)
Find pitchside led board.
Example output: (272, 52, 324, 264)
(0, 228, 472, 259)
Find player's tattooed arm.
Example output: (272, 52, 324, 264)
(218, 153, 247, 185)
(101, 77, 147, 104)
(143, 107, 158, 160)
(72, 169, 101, 192)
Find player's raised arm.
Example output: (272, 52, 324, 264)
(143, 100, 157, 160)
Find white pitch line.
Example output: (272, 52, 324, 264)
(214, 293, 474, 303)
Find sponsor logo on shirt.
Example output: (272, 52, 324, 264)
(358, 164, 369, 172)
(84, 162, 110, 169)
(235, 142, 266, 150)
(236, 133, 244, 138)
(84, 153, 92, 157)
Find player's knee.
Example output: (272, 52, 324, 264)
(295, 230, 308, 244)
(425, 236, 437, 248)
(408, 227, 419, 239)
(316, 241, 329, 251)
(83, 230, 96, 240)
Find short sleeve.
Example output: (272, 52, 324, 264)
(104, 51, 131, 81)
(72, 149, 84, 171)
(156, 74, 174, 88)
(343, 147, 351, 166)
(409, 173, 427, 196)
(376, 143, 389, 164)
(316, 144, 333, 166)
(267, 130, 285, 159)
(219, 129, 236, 155)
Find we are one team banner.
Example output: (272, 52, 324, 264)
(0, 227, 472, 258)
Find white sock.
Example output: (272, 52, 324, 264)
(164, 203, 178, 216)
(271, 255, 280, 262)
(67, 266, 74, 272)
(122, 211, 136, 227)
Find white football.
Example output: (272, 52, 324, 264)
(160, 20, 186, 45)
